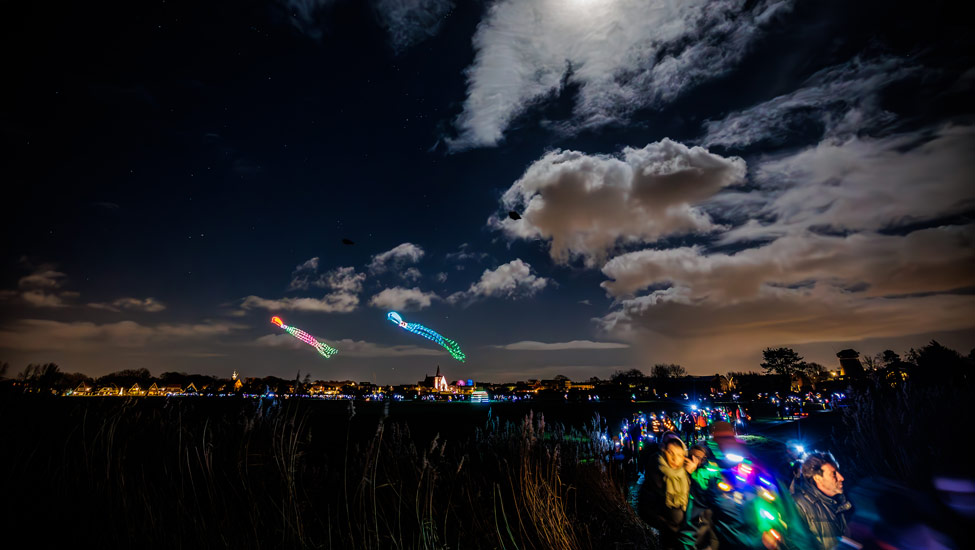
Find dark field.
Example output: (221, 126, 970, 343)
(0, 396, 659, 549)
(3, 380, 971, 549)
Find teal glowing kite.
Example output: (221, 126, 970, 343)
(271, 316, 337, 358)
(387, 311, 465, 362)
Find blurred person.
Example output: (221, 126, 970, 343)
(696, 412, 708, 439)
(685, 443, 720, 549)
(639, 433, 691, 548)
(706, 421, 761, 549)
(682, 412, 696, 444)
(792, 452, 853, 550)
(651, 413, 663, 440)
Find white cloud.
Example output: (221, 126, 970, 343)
(320, 266, 367, 293)
(718, 125, 975, 242)
(401, 267, 422, 282)
(288, 257, 321, 290)
(278, 0, 337, 41)
(248, 265, 366, 313)
(241, 293, 360, 313)
(0, 267, 76, 308)
(20, 290, 74, 308)
(448, 259, 550, 304)
(702, 56, 919, 149)
(435, 272, 448, 283)
(19, 269, 67, 290)
(89, 297, 167, 313)
(596, 226, 975, 370)
(601, 226, 975, 301)
(369, 243, 425, 274)
(0, 319, 245, 352)
(445, 243, 489, 264)
(491, 139, 745, 265)
(494, 340, 629, 351)
(451, 0, 793, 149)
(368, 286, 440, 311)
(597, 285, 974, 351)
(254, 333, 442, 357)
(372, 0, 454, 53)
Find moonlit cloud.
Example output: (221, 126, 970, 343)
(0, 319, 246, 352)
(448, 259, 550, 304)
(241, 294, 360, 313)
(702, 56, 919, 149)
(20, 290, 76, 308)
(491, 139, 746, 265)
(278, 0, 337, 41)
(451, 0, 793, 149)
(0, 267, 77, 308)
(243, 266, 366, 313)
(19, 269, 67, 290)
(401, 267, 422, 282)
(320, 266, 367, 293)
(601, 226, 975, 300)
(368, 243, 425, 274)
(445, 243, 489, 264)
(88, 297, 167, 313)
(368, 286, 440, 311)
(595, 284, 974, 375)
(372, 0, 454, 53)
(494, 340, 629, 351)
(255, 333, 442, 357)
(718, 125, 975, 242)
(288, 257, 321, 290)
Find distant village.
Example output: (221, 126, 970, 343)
(0, 345, 910, 403)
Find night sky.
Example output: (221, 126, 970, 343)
(2, 0, 973, 384)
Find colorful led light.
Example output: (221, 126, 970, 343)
(270, 316, 338, 358)
(387, 311, 466, 362)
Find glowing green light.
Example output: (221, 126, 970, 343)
(387, 311, 466, 362)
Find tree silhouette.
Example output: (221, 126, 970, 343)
(611, 368, 647, 385)
(651, 364, 686, 378)
(760, 347, 807, 378)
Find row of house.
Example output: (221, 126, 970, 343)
(70, 382, 210, 396)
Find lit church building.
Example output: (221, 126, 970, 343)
(420, 366, 449, 393)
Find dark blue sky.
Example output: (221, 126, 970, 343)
(2, 0, 973, 383)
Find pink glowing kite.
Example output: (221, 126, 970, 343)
(271, 316, 338, 358)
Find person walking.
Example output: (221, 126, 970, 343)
(639, 434, 691, 548)
(791, 452, 853, 550)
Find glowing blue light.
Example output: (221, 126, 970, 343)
(387, 311, 465, 361)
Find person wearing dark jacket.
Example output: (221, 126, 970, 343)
(639, 433, 692, 548)
(685, 444, 719, 549)
(792, 452, 853, 550)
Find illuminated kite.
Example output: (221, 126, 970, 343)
(270, 316, 338, 358)
(387, 311, 465, 362)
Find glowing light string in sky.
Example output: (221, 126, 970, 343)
(270, 316, 338, 358)
(387, 311, 466, 362)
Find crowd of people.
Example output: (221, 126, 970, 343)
(635, 420, 854, 550)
